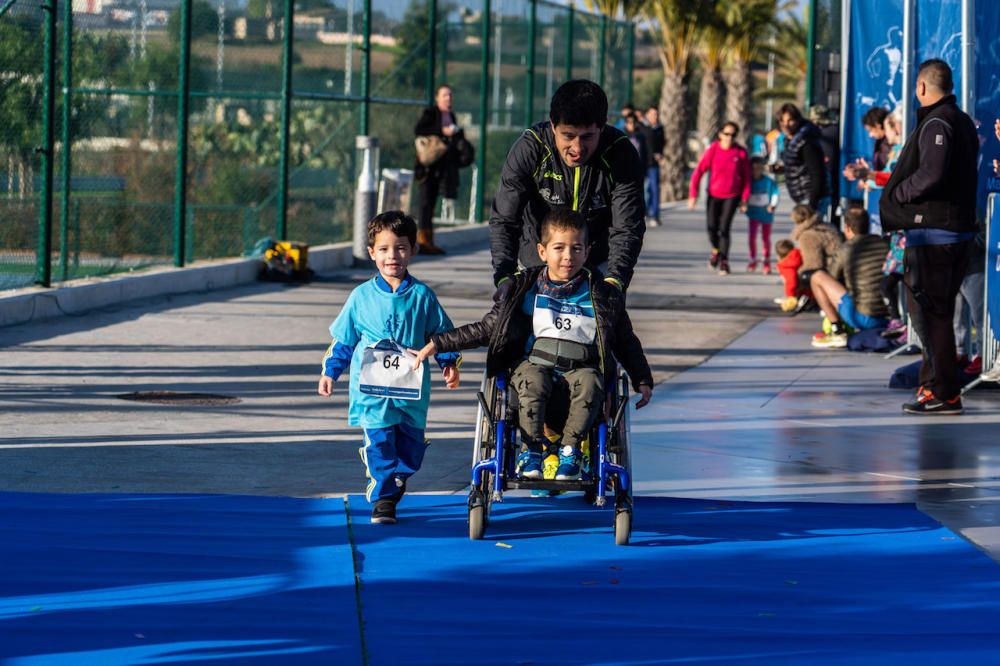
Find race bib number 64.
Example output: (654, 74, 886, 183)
(359, 339, 424, 400)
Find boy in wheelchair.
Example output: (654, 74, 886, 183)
(413, 209, 653, 481)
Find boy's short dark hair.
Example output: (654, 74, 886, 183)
(367, 210, 417, 247)
(750, 155, 766, 166)
(550, 80, 608, 128)
(539, 209, 588, 245)
(862, 106, 888, 128)
(775, 239, 795, 258)
(843, 207, 870, 235)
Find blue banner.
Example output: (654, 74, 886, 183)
(865, 187, 883, 236)
(841, 0, 903, 202)
(989, 196, 1000, 339)
(974, 3, 1000, 217)
(915, 0, 963, 103)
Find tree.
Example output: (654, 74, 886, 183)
(721, 0, 783, 140)
(694, 6, 726, 145)
(168, 0, 219, 43)
(755, 10, 807, 107)
(644, 0, 711, 201)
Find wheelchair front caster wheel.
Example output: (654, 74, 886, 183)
(469, 504, 486, 540)
(614, 508, 632, 546)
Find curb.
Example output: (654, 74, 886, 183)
(0, 224, 489, 328)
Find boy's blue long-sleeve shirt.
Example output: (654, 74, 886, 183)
(322, 274, 460, 429)
(746, 175, 780, 223)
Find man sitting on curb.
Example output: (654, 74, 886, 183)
(810, 207, 891, 348)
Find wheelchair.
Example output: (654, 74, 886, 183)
(467, 365, 634, 545)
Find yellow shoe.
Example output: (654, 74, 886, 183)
(780, 296, 798, 312)
(542, 452, 559, 480)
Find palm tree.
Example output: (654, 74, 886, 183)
(755, 10, 808, 107)
(645, 0, 711, 201)
(722, 0, 783, 141)
(694, 10, 726, 146)
(578, 0, 646, 108)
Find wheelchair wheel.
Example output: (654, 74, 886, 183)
(614, 505, 632, 546)
(612, 373, 633, 545)
(469, 372, 500, 540)
(469, 500, 487, 540)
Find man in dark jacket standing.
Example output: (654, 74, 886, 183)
(489, 80, 646, 291)
(879, 59, 979, 415)
(778, 103, 830, 218)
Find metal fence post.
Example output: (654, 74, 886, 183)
(564, 5, 574, 83)
(625, 21, 634, 104)
(276, 0, 294, 240)
(474, 0, 491, 223)
(59, 0, 73, 282)
(524, 0, 536, 127)
(439, 17, 448, 85)
(597, 13, 606, 88)
(805, 0, 817, 110)
(426, 0, 437, 103)
(35, 0, 57, 286)
(173, 0, 192, 267)
(352, 136, 378, 263)
(360, 0, 371, 135)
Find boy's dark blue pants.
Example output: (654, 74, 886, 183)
(361, 424, 427, 502)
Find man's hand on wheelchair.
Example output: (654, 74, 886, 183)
(635, 383, 653, 409)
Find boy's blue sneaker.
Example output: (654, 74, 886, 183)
(516, 450, 543, 479)
(554, 446, 582, 481)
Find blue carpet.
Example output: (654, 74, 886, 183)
(2, 492, 1000, 665)
(349, 494, 1000, 665)
(0, 493, 361, 665)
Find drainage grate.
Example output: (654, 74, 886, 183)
(116, 391, 241, 406)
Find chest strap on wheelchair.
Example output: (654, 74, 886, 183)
(527, 337, 598, 372)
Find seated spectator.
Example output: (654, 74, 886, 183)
(790, 204, 843, 285)
(775, 239, 808, 312)
(810, 207, 891, 348)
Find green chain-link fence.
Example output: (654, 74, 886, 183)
(1, 0, 633, 289)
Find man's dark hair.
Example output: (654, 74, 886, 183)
(750, 155, 766, 166)
(646, 105, 658, 113)
(550, 80, 609, 128)
(367, 210, 417, 247)
(843, 206, 870, 236)
(862, 106, 888, 128)
(720, 121, 740, 136)
(539, 209, 588, 245)
(776, 103, 803, 125)
(918, 58, 954, 93)
(775, 238, 795, 258)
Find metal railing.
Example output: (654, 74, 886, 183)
(2, 0, 635, 288)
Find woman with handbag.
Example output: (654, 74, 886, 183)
(413, 84, 467, 255)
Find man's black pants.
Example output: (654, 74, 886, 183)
(904, 241, 972, 401)
(706, 195, 741, 260)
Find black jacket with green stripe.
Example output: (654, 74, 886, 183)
(489, 122, 646, 288)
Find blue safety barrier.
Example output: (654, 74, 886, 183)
(989, 195, 1000, 338)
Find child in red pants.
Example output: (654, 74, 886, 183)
(775, 239, 810, 312)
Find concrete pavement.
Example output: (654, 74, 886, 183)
(4, 200, 1000, 563)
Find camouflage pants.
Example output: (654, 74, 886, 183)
(511, 360, 604, 451)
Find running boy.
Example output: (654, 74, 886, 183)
(318, 211, 461, 525)
(746, 155, 780, 273)
(413, 210, 653, 481)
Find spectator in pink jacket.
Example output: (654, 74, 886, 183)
(688, 121, 752, 275)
